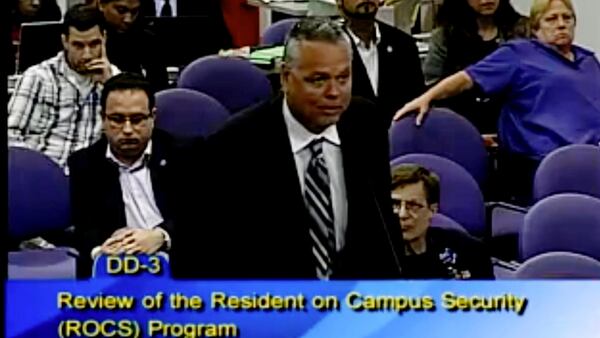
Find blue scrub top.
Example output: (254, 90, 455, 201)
(465, 39, 600, 160)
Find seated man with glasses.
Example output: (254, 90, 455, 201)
(391, 164, 494, 279)
(68, 72, 185, 278)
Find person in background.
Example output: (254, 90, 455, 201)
(8, 4, 118, 168)
(8, 4, 119, 249)
(395, 0, 600, 206)
(424, 0, 529, 133)
(9, 0, 62, 74)
(172, 17, 401, 279)
(391, 164, 494, 279)
(97, 0, 169, 91)
(69, 73, 182, 279)
(337, 0, 424, 127)
(220, 0, 260, 47)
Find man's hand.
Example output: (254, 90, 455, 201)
(119, 228, 165, 255)
(392, 94, 433, 126)
(100, 236, 124, 255)
(87, 38, 112, 84)
(99, 227, 133, 255)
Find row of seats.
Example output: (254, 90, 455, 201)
(389, 109, 600, 279)
(8, 143, 600, 279)
(154, 56, 273, 140)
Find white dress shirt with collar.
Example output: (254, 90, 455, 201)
(345, 23, 381, 96)
(282, 99, 348, 251)
(106, 140, 164, 230)
(90, 140, 171, 259)
(155, 0, 177, 16)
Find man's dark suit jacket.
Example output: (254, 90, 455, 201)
(348, 21, 425, 127)
(172, 96, 403, 279)
(68, 130, 182, 279)
(142, 0, 220, 17)
(105, 26, 169, 91)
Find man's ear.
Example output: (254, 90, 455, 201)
(430, 203, 439, 214)
(280, 63, 289, 94)
(151, 107, 157, 117)
(61, 33, 68, 50)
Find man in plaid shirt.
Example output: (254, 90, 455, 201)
(8, 4, 120, 168)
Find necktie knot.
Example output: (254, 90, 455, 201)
(307, 138, 325, 157)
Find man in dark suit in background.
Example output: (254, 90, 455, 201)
(69, 73, 180, 278)
(337, 0, 424, 126)
(98, 0, 169, 91)
(141, 0, 220, 17)
(172, 17, 402, 280)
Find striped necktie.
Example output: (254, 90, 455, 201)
(304, 138, 336, 279)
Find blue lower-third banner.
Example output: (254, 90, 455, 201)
(6, 280, 600, 338)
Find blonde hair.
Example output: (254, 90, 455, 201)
(530, 0, 576, 30)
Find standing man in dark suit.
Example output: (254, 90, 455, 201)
(337, 0, 424, 126)
(173, 17, 402, 280)
(69, 73, 179, 278)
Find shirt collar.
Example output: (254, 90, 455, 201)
(282, 98, 341, 154)
(531, 39, 595, 63)
(106, 139, 153, 171)
(346, 22, 381, 49)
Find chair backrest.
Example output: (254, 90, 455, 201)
(515, 251, 600, 279)
(431, 213, 469, 234)
(521, 193, 600, 261)
(8, 147, 70, 240)
(177, 55, 273, 113)
(261, 18, 299, 45)
(155, 88, 230, 139)
(390, 107, 488, 187)
(391, 154, 486, 237)
(533, 144, 600, 202)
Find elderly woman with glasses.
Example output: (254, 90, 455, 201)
(391, 164, 494, 279)
(394, 0, 600, 205)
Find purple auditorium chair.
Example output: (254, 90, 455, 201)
(515, 252, 600, 279)
(520, 193, 600, 261)
(155, 88, 230, 139)
(390, 107, 488, 187)
(392, 154, 486, 238)
(533, 144, 600, 202)
(431, 213, 468, 234)
(178, 55, 272, 114)
(8, 147, 75, 279)
(261, 18, 299, 45)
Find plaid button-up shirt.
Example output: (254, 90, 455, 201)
(8, 52, 120, 167)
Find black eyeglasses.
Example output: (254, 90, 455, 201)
(105, 113, 152, 127)
(392, 199, 426, 214)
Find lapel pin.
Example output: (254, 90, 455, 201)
(160, 159, 167, 167)
(387, 46, 393, 53)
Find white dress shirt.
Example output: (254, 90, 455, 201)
(91, 140, 170, 259)
(155, 0, 177, 16)
(106, 140, 165, 230)
(346, 24, 381, 96)
(282, 100, 348, 251)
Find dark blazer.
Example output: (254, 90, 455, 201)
(401, 227, 495, 280)
(105, 26, 169, 91)
(348, 21, 425, 127)
(141, 0, 219, 16)
(172, 96, 403, 279)
(68, 130, 182, 279)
